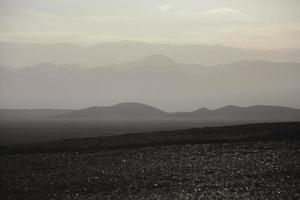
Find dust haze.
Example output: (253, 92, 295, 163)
(1, 1, 300, 199)
(1, 0, 300, 111)
(1, 50, 300, 111)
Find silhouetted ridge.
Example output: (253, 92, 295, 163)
(54, 104, 300, 121)
(214, 105, 243, 113)
(2, 55, 300, 110)
(57, 102, 167, 119)
(170, 105, 300, 120)
(137, 54, 176, 65)
(2, 104, 300, 121)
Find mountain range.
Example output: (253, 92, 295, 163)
(56, 103, 167, 119)
(1, 41, 300, 68)
(1, 103, 300, 121)
(1, 55, 300, 110)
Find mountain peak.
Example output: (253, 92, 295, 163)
(139, 54, 175, 65)
(57, 102, 167, 119)
(111, 102, 155, 108)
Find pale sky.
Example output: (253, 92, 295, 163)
(1, 0, 300, 49)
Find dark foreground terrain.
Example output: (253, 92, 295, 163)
(0, 123, 300, 199)
(0, 119, 247, 145)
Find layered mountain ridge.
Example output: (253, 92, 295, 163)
(20, 103, 300, 121)
(1, 41, 300, 67)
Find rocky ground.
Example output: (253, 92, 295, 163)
(1, 141, 299, 199)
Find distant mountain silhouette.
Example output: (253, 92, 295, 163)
(172, 105, 300, 121)
(1, 56, 300, 110)
(56, 102, 168, 119)
(134, 54, 176, 66)
(1, 41, 300, 67)
(1, 103, 300, 121)
(114, 54, 180, 72)
(51, 103, 300, 121)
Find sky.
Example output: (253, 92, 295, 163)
(0, 0, 300, 49)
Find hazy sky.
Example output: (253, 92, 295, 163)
(1, 0, 300, 49)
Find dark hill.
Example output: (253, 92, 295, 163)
(171, 105, 300, 121)
(55, 104, 300, 121)
(3, 104, 300, 121)
(56, 102, 168, 119)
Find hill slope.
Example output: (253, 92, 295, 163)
(2, 104, 300, 121)
(56, 102, 168, 119)
(172, 105, 300, 121)
(56, 104, 300, 121)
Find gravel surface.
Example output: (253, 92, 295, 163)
(1, 141, 299, 199)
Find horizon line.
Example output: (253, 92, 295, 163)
(1, 40, 300, 51)
(1, 103, 299, 113)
